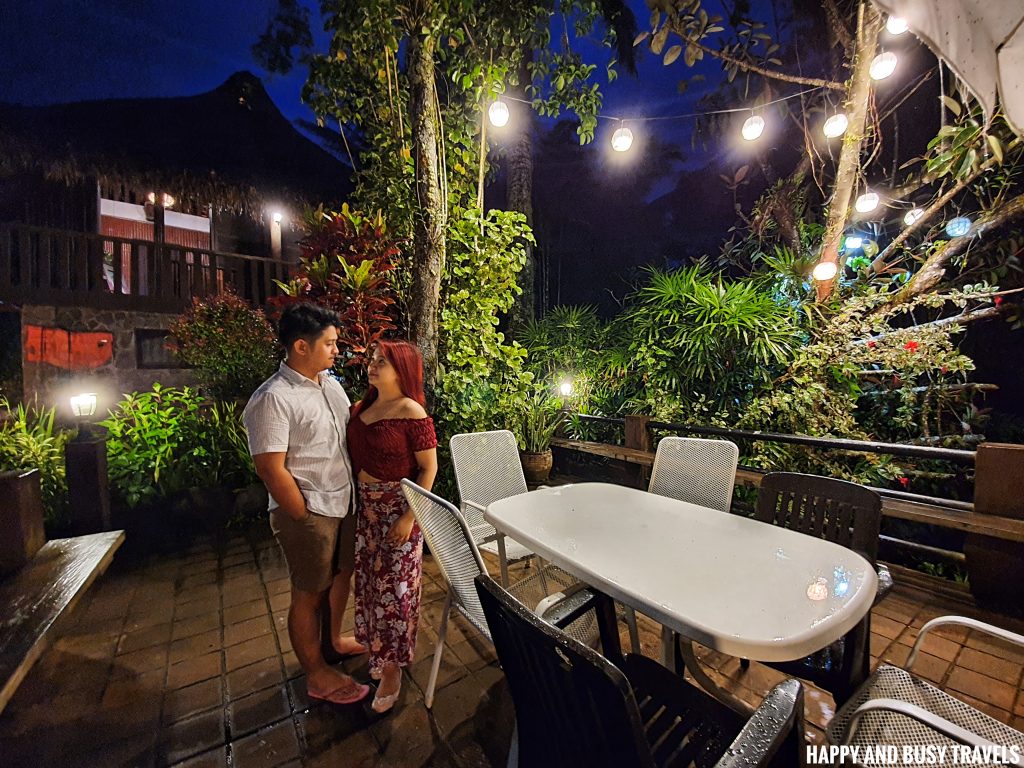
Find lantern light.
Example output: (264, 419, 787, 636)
(812, 261, 839, 281)
(70, 393, 98, 418)
(844, 236, 864, 250)
(855, 191, 880, 213)
(488, 100, 510, 127)
(945, 217, 972, 238)
(869, 52, 898, 80)
(272, 211, 283, 224)
(885, 16, 909, 35)
(741, 115, 765, 141)
(822, 113, 849, 138)
(904, 208, 924, 226)
(559, 380, 574, 397)
(611, 126, 634, 152)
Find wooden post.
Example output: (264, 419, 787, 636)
(624, 415, 652, 487)
(964, 443, 1024, 608)
(0, 470, 46, 575)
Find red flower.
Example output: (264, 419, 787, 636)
(994, 296, 1004, 307)
(940, 365, 949, 374)
(898, 477, 910, 489)
(904, 340, 919, 352)
(867, 340, 877, 349)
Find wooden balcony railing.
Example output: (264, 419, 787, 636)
(0, 223, 289, 312)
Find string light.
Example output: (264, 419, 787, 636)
(844, 235, 864, 250)
(869, 52, 898, 80)
(611, 125, 634, 152)
(741, 115, 765, 141)
(904, 208, 924, 226)
(945, 217, 971, 237)
(812, 261, 838, 281)
(885, 16, 909, 35)
(822, 113, 849, 138)
(488, 100, 510, 127)
(855, 192, 880, 213)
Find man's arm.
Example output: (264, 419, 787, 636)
(253, 452, 308, 521)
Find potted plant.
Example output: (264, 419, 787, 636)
(518, 391, 563, 484)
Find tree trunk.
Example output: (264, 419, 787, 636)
(407, 30, 446, 402)
(508, 59, 535, 330)
(816, 1, 883, 301)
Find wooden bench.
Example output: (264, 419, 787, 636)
(551, 437, 1024, 543)
(0, 530, 125, 714)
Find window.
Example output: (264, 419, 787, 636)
(135, 329, 187, 369)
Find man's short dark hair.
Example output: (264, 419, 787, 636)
(278, 302, 340, 349)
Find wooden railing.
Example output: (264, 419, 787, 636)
(0, 223, 289, 312)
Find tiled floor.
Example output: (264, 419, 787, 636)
(1, 523, 1022, 767)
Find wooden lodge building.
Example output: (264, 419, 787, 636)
(0, 72, 353, 408)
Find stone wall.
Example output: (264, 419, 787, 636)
(21, 304, 196, 412)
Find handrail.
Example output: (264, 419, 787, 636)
(572, 413, 976, 465)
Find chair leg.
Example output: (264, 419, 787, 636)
(425, 593, 452, 709)
(624, 606, 641, 654)
(659, 624, 676, 672)
(497, 535, 510, 587)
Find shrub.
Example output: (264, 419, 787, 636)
(0, 396, 71, 528)
(169, 290, 278, 401)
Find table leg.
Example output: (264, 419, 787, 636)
(593, 590, 624, 668)
(677, 639, 754, 716)
(496, 535, 510, 587)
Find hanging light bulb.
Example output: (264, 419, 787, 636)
(611, 126, 634, 152)
(945, 217, 972, 238)
(855, 191, 880, 213)
(886, 16, 909, 35)
(822, 113, 849, 138)
(844, 235, 864, 250)
(812, 261, 838, 281)
(741, 115, 765, 141)
(904, 208, 924, 226)
(869, 52, 898, 80)
(488, 100, 510, 127)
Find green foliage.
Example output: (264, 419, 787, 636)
(101, 385, 255, 509)
(437, 208, 534, 437)
(0, 397, 71, 528)
(518, 389, 564, 452)
(169, 290, 278, 401)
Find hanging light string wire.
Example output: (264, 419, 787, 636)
(501, 85, 827, 125)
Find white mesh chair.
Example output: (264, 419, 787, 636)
(827, 616, 1024, 764)
(401, 479, 597, 709)
(450, 430, 557, 587)
(633, 436, 740, 657)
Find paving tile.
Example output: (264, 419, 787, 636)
(177, 584, 221, 607)
(228, 686, 291, 738)
(946, 666, 1018, 710)
(965, 631, 1024, 664)
(224, 599, 268, 625)
(180, 571, 220, 589)
(160, 707, 226, 765)
(895, 627, 961, 661)
(164, 675, 225, 725)
(264, 577, 291, 597)
(893, 646, 951, 684)
(170, 745, 228, 768)
(102, 667, 165, 709)
(222, 583, 264, 609)
(173, 612, 222, 641)
(957, 646, 1023, 685)
(301, 729, 379, 768)
(870, 613, 906, 641)
(167, 651, 223, 690)
(176, 597, 222, 621)
(110, 642, 170, 678)
(223, 552, 254, 568)
(224, 615, 273, 648)
(226, 634, 279, 672)
(269, 591, 291, 612)
(119, 622, 173, 654)
(226, 657, 284, 701)
(170, 628, 222, 665)
(230, 720, 300, 768)
(281, 651, 302, 680)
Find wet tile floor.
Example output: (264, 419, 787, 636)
(2, 522, 1022, 767)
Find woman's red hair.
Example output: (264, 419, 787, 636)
(355, 340, 427, 414)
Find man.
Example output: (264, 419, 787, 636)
(243, 302, 369, 704)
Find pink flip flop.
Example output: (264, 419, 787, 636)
(308, 682, 371, 705)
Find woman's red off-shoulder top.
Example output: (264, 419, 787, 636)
(347, 413, 438, 482)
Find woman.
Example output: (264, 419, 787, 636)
(347, 340, 438, 713)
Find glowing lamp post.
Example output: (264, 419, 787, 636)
(65, 392, 111, 533)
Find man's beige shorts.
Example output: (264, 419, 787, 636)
(269, 510, 356, 593)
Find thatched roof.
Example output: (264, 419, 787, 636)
(0, 72, 354, 218)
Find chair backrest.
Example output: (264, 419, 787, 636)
(475, 574, 657, 768)
(755, 472, 882, 564)
(400, 479, 491, 636)
(450, 430, 529, 530)
(648, 436, 740, 512)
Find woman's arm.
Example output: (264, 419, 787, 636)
(412, 447, 438, 492)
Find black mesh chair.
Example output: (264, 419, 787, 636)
(476, 574, 806, 768)
(750, 472, 886, 705)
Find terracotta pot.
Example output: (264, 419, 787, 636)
(520, 449, 553, 485)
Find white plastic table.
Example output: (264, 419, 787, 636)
(485, 483, 877, 667)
